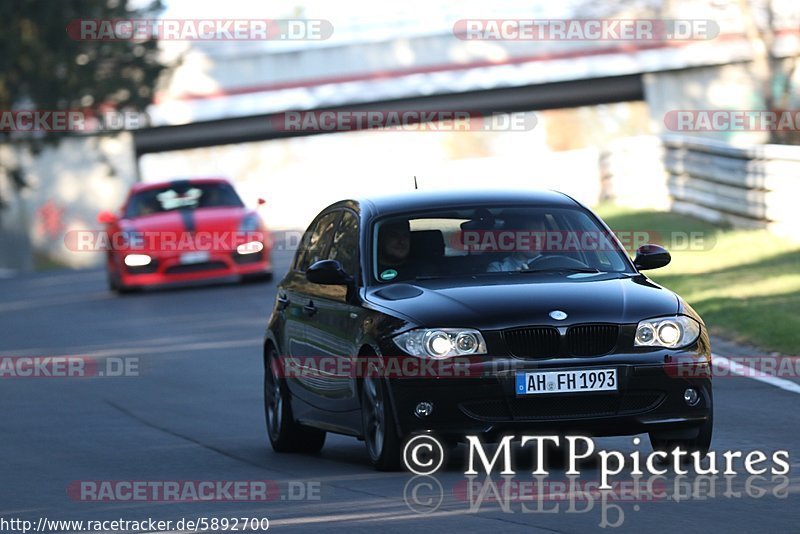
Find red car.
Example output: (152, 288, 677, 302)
(98, 178, 272, 293)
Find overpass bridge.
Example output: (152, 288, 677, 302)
(136, 20, 800, 155)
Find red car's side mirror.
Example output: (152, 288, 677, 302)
(97, 210, 118, 224)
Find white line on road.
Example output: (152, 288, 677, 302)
(712, 353, 800, 395)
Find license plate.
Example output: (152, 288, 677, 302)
(516, 369, 617, 395)
(180, 251, 210, 264)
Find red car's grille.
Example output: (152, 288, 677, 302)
(165, 261, 228, 275)
(125, 261, 159, 275)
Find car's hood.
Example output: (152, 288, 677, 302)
(121, 207, 250, 234)
(364, 273, 679, 329)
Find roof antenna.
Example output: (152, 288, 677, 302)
(413, 176, 418, 190)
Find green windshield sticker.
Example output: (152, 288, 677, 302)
(380, 269, 398, 281)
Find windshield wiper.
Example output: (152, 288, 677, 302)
(519, 267, 603, 274)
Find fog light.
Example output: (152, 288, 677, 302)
(684, 388, 700, 406)
(415, 401, 433, 418)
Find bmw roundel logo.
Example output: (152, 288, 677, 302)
(549, 310, 568, 321)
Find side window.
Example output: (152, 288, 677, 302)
(296, 211, 341, 271)
(328, 211, 359, 276)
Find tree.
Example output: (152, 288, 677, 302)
(571, 0, 799, 144)
(0, 0, 165, 120)
(0, 0, 168, 194)
(738, 0, 800, 144)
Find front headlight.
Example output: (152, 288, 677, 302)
(393, 328, 487, 359)
(634, 315, 700, 348)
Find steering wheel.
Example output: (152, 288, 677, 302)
(524, 254, 591, 270)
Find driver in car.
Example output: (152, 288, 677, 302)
(377, 220, 412, 280)
(486, 215, 547, 272)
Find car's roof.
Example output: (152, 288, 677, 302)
(130, 177, 231, 193)
(341, 189, 580, 219)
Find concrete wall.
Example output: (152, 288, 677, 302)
(663, 135, 800, 239)
(0, 134, 137, 272)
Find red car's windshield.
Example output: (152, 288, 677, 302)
(124, 182, 244, 218)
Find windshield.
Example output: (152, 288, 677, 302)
(372, 206, 633, 282)
(124, 182, 244, 218)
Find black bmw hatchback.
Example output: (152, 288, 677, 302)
(263, 190, 712, 469)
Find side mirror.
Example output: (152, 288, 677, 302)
(306, 259, 353, 285)
(257, 198, 266, 206)
(97, 210, 118, 224)
(634, 244, 671, 271)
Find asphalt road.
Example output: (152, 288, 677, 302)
(1, 248, 798, 533)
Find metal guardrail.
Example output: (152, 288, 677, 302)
(662, 135, 800, 236)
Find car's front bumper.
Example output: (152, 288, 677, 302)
(115, 249, 272, 288)
(383, 351, 712, 442)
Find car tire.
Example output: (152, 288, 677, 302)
(361, 369, 402, 471)
(649, 409, 713, 455)
(264, 347, 326, 454)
